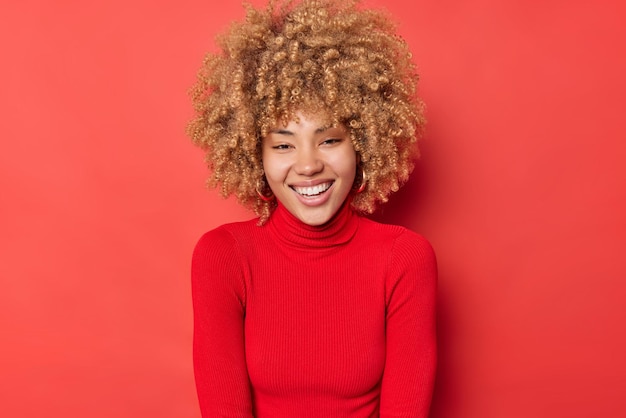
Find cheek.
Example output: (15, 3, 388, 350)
(261, 149, 274, 177)
(332, 151, 357, 178)
(262, 156, 288, 184)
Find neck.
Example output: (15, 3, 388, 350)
(266, 199, 359, 249)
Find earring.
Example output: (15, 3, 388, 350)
(256, 177, 275, 202)
(355, 168, 367, 193)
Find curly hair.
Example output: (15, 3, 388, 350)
(187, 0, 425, 223)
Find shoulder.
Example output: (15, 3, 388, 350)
(192, 218, 259, 267)
(391, 227, 436, 268)
(378, 224, 437, 308)
(390, 228, 437, 284)
(359, 217, 435, 256)
(357, 216, 436, 274)
(358, 218, 437, 285)
(191, 220, 260, 299)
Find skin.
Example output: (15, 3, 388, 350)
(262, 112, 357, 226)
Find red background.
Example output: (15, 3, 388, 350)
(1, 0, 625, 417)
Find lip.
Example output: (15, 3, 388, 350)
(291, 181, 332, 196)
(288, 178, 334, 188)
(290, 181, 335, 207)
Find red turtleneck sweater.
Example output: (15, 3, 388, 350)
(191, 202, 437, 417)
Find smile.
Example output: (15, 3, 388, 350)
(291, 182, 333, 197)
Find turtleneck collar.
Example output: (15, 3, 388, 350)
(266, 199, 359, 249)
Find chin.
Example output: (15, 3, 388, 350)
(297, 213, 331, 226)
(293, 203, 345, 226)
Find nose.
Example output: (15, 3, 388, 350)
(294, 147, 323, 176)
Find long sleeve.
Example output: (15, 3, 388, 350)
(380, 230, 438, 418)
(191, 228, 253, 418)
(190, 207, 437, 417)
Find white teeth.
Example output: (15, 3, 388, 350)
(293, 182, 332, 197)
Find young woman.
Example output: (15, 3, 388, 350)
(187, 1, 437, 416)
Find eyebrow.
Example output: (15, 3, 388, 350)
(270, 125, 334, 135)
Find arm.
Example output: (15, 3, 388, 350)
(380, 231, 438, 418)
(191, 228, 253, 417)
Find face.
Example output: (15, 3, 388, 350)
(262, 111, 357, 226)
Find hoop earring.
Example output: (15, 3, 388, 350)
(256, 177, 275, 202)
(355, 168, 367, 193)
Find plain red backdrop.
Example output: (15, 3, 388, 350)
(1, 0, 625, 417)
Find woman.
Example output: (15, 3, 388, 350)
(187, 0, 437, 416)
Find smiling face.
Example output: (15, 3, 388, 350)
(262, 112, 357, 226)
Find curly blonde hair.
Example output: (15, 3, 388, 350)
(188, 0, 425, 223)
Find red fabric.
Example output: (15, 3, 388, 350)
(191, 201, 437, 417)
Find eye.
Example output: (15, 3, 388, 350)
(321, 138, 342, 146)
(272, 144, 292, 150)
